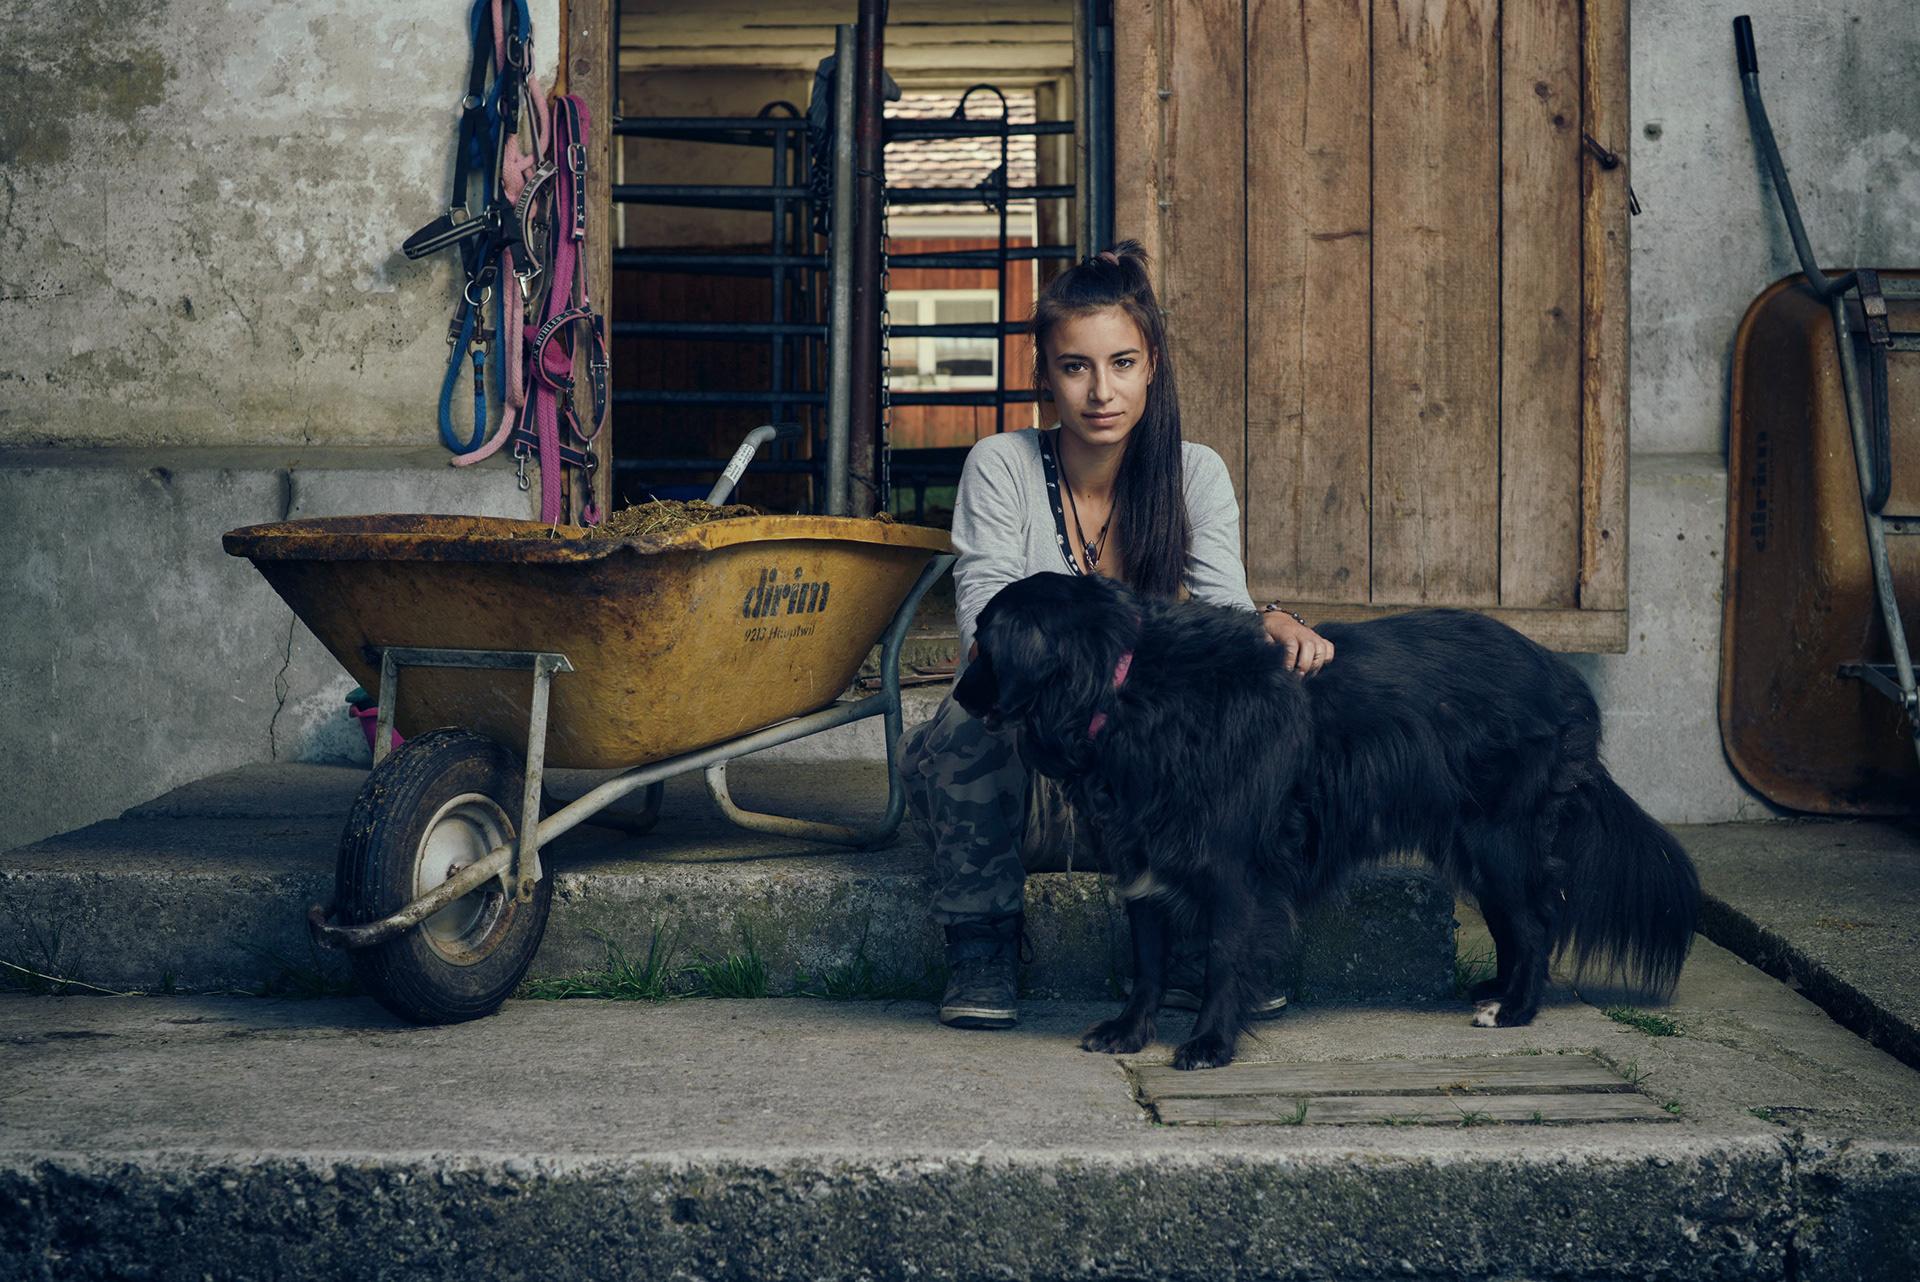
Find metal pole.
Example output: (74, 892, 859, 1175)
(848, 0, 886, 518)
(825, 23, 857, 516)
(995, 113, 1009, 435)
(1089, 0, 1114, 252)
(770, 121, 788, 448)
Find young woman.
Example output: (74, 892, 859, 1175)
(898, 242, 1333, 1029)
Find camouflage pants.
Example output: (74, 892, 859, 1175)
(897, 691, 1097, 926)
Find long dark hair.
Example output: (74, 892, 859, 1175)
(1028, 240, 1190, 598)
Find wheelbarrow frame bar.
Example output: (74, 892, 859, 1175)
(312, 552, 956, 951)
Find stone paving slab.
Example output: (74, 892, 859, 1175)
(1, 928, 1916, 1280)
(0, 763, 1454, 1005)
(1679, 819, 1920, 1073)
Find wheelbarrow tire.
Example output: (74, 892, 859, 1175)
(337, 728, 553, 1025)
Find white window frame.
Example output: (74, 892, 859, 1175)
(886, 289, 1000, 391)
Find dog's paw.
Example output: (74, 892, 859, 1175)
(1494, 1002, 1538, 1028)
(1470, 999, 1539, 1029)
(1081, 1018, 1154, 1055)
(1171, 1032, 1236, 1071)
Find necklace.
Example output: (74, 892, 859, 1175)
(1061, 470, 1114, 572)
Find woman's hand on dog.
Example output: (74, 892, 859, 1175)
(1262, 610, 1334, 674)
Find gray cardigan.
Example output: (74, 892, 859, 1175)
(950, 428, 1257, 660)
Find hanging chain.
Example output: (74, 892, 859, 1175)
(877, 175, 892, 516)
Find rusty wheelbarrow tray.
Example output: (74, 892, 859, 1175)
(1722, 17, 1920, 813)
(224, 512, 953, 1023)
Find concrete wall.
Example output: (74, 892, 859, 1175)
(0, 1, 555, 847)
(0, 449, 530, 849)
(0, 0, 556, 449)
(1587, 0, 1920, 819)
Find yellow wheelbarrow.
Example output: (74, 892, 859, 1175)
(224, 494, 952, 1025)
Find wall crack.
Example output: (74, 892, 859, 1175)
(267, 612, 295, 761)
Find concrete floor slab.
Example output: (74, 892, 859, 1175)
(1679, 820, 1920, 1073)
(1, 924, 1916, 1280)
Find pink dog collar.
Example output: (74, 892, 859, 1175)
(1086, 650, 1134, 740)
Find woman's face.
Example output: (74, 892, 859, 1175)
(1039, 306, 1156, 451)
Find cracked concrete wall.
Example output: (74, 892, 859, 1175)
(0, 450, 530, 851)
(0, 0, 557, 448)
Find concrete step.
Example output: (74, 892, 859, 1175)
(0, 762, 1455, 1004)
(4, 922, 1917, 1281)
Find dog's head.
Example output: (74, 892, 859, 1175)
(954, 573, 1139, 777)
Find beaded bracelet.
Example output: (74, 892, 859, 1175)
(1260, 602, 1308, 628)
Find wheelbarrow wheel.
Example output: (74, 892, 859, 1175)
(337, 728, 553, 1024)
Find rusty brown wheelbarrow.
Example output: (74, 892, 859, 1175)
(224, 501, 952, 1025)
(1722, 17, 1920, 812)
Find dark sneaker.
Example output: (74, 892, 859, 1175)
(938, 917, 1021, 1029)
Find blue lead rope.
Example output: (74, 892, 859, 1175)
(438, 302, 487, 453)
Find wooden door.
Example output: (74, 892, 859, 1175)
(1115, 0, 1629, 651)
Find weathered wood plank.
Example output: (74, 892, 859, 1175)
(1245, 0, 1372, 603)
(1580, 0, 1630, 610)
(1134, 1053, 1629, 1099)
(1369, 0, 1501, 604)
(1111, 0, 1164, 265)
(1237, 596, 1627, 652)
(1154, 1091, 1676, 1126)
(1500, 0, 1583, 608)
(1155, 0, 1249, 515)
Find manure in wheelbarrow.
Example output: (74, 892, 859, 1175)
(509, 499, 763, 541)
(510, 498, 905, 541)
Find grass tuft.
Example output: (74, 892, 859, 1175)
(521, 926, 679, 1001)
(1372, 1109, 1431, 1127)
(1272, 1098, 1311, 1126)
(1452, 942, 1496, 998)
(1749, 1106, 1775, 1122)
(1604, 1006, 1682, 1037)
(687, 926, 768, 999)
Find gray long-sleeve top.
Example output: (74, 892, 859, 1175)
(951, 427, 1258, 662)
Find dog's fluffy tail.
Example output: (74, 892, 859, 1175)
(1555, 773, 1699, 996)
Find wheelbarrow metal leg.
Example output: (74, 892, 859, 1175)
(514, 655, 564, 902)
(697, 553, 954, 848)
(364, 644, 576, 899)
(373, 649, 400, 767)
(1830, 290, 1920, 764)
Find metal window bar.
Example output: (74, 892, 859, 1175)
(609, 102, 825, 502)
(876, 1, 1112, 517)
(608, 2, 1113, 514)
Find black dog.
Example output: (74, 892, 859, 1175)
(954, 573, 1698, 1070)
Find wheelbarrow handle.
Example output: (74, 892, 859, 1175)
(1732, 16, 1853, 300)
(706, 422, 806, 507)
(1733, 15, 1757, 76)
